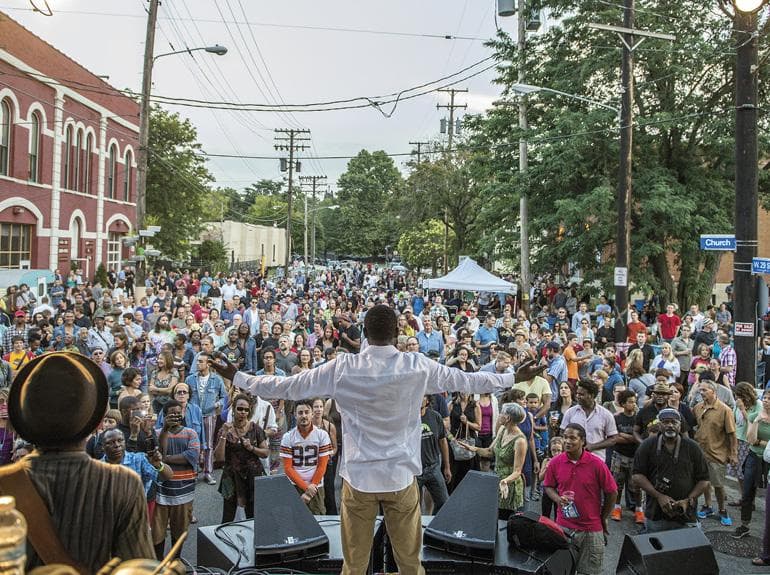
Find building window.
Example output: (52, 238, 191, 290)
(123, 150, 133, 202)
(74, 129, 83, 191)
(107, 232, 122, 270)
(84, 133, 93, 194)
(107, 144, 117, 198)
(28, 112, 40, 183)
(0, 99, 11, 176)
(0, 223, 32, 269)
(63, 125, 73, 189)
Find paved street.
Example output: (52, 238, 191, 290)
(178, 471, 770, 574)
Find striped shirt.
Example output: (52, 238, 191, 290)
(280, 426, 333, 486)
(18, 451, 154, 572)
(156, 427, 200, 506)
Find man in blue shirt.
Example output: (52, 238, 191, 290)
(474, 314, 499, 365)
(545, 341, 568, 398)
(102, 428, 173, 496)
(417, 318, 444, 361)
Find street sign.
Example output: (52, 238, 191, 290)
(752, 257, 770, 275)
(735, 321, 755, 337)
(699, 234, 736, 251)
(614, 267, 628, 287)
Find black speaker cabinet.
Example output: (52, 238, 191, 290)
(424, 470, 500, 560)
(615, 527, 718, 575)
(252, 474, 329, 566)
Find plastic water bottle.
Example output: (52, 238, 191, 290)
(0, 496, 27, 574)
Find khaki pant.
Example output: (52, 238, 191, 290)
(340, 479, 424, 575)
(295, 485, 326, 515)
(152, 501, 192, 546)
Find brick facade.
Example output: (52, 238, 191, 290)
(0, 12, 138, 278)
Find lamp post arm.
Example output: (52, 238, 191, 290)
(536, 87, 620, 113)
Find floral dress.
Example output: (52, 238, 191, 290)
(494, 431, 526, 512)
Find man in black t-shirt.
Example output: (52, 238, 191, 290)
(632, 408, 709, 532)
(611, 390, 643, 524)
(338, 314, 361, 354)
(417, 395, 451, 513)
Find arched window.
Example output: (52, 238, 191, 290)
(63, 125, 73, 189)
(74, 129, 83, 191)
(107, 144, 117, 198)
(84, 133, 93, 194)
(0, 99, 12, 176)
(123, 150, 133, 202)
(28, 112, 40, 183)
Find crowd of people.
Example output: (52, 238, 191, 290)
(1, 263, 770, 573)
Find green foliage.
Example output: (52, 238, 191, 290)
(95, 263, 109, 287)
(146, 106, 213, 259)
(402, 153, 485, 256)
(196, 239, 229, 273)
(397, 219, 454, 273)
(467, 0, 770, 308)
(327, 150, 404, 258)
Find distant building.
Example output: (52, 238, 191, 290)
(0, 12, 138, 277)
(201, 220, 287, 268)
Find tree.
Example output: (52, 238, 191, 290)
(146, 106, 213, 259)
(402, 153, 485, 258)
(196, 239, 229, 273)
(95, 262, 109, 287)
(469, 0, 770, 308)
(397, 219, 454, 275)
(327, 150, 404, 258)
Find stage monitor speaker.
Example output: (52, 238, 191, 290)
(615, 527, 718, 575)
(423, 470, 500, 560)
(253, 475, 329, 566)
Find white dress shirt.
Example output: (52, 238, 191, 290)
(233, 344, 513, 493)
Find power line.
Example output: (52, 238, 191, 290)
(0, 5, 487, 41)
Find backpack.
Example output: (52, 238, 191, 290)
(507, 510, 571, 551)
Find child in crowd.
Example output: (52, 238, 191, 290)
(538, 436, 564, 519)
(611, 390, 644, 524)
(526, 393, 548, 501)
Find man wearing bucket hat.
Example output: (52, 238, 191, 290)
(0, 352, 154, 572)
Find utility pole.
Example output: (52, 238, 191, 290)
(615, 0, 635, 344)
(589, 13, 674, 343)
(409, 141, 431, 165)
(733, 4, 761, 385)
(517, 0, 531, 314)
(275, 129, 310, 277)
(136, 0, 159, 285)
(437, 88, 468, 152)
(437, 89, 467, 274)
(299, 175, 327, 266)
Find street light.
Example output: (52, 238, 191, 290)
(153, 44, 228, 62)
(134, 2, 227, 288)
(734, 0, 765, 11)
(720, 0, 767, 385)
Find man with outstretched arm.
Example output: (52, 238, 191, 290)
(211, 304, 546, 575)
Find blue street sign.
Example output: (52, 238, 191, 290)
(699, 234, 736, 251)
(752, 257, 770, 275)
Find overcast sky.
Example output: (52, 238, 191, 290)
(4, 0, 524, 191)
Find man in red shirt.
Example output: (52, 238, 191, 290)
(543, 423, 618, 575)
(626, 309, 647, 343)
(657, 304, 682, 343)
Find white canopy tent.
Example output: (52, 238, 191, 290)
(424, 258, 517, 294)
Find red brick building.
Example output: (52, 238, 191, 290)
(0, 12, 138, 278)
